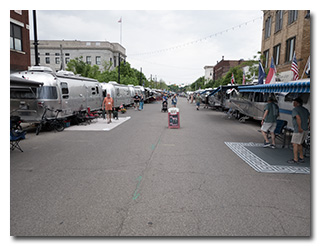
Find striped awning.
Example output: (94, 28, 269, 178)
(238, 81, 310, 93)
(208, 87, 221, 96)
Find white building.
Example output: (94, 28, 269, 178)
(30, 40, 126, 72)
(204, 65, 214, 84)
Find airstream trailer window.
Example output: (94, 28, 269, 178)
(116, 88, 120, 96)
(10, 88, 37, 99)
(96, 86, 99, 94)
(284, 93, 309, 104)
(91, 87, 96, 95)
(254, 92, 264, 102)
(60, 82, 69, 99)
(37, 86, 58, 99)
(263, 93, 271, 102)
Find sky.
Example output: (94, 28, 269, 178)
(28, 9, 263, 86)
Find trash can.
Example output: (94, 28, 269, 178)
(168, 107, 180, 129)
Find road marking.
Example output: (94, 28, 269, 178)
(64, 117, 131, 131)
(132, 176, 142, 200)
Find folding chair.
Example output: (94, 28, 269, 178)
(10, 129, 26, 152)
(273, 119, 288, 148)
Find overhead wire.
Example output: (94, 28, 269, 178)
(128, 16, 262, 57)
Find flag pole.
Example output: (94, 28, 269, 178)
(301, 55, 310, 79)
(118, 17, 122, 45)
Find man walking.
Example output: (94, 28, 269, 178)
(102, 93, 114, 124)
(261, 96, 279, 148)
(287, 97, 310, 164)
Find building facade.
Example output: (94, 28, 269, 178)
(261, 10, 310, 81)
(10, 10, 31, 72)
(204, 57, 247, 84)
(30, 40, 126, 72)
(204, 65, 214, 84)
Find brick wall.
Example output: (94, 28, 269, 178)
(10, 10, 31, 71)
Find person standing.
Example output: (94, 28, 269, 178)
(133, 93, 140, 110)
(139, 94, 144, 111)
(195, 93, 201, 110)
(171, 94, 177, 107)
(287, 97, 310, 164)
(261, 96, 279, 148)
(102, 93, 114, 124)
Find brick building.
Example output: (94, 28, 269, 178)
(10, 10, 31, 72)
(261, 10, 310, 81)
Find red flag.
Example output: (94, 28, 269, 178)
(231, 73, 235, 85)
(265, 57, 276, 84)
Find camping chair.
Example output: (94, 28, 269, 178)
(85, 107, 99, 123)
(269, 119, 288, 148)
(10, 129, 26, 152)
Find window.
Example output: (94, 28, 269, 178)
(38, 86, 58, 99)
(65, 57, 70, 64)
(10, 23, 22, 51)
(45, 52, 50, 56)
(265, 16, 272, 39)
(45, 57, 50, 64)
(96, 56, 101, 65)
(284, 93, 309, 104)
(285, 37, 296, 62)
(263, 49, 269, 69)
(275, 10, 283, 32)
(86, 56, 91, 65)
(55, 53, 60, 56)
(55, 57, 60, 64)
(65, 53, 70, 56)
(273, 44, 281, 65)
(60, 82, 69, 99)
(288, 10, 298, 25)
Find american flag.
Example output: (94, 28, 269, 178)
(291, 52, 299, 80)
(231, 73, 235, 85)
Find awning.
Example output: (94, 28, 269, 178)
(208, 87, 221, 96)
(238, 81, 310, 93)
(200, 89, 213, 95)
(10, 76, 44, 88)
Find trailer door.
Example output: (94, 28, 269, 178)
(60, 82, 71, 114)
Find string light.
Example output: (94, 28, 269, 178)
(128, 16, 262, 57)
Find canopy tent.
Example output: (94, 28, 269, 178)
(238, 80, 310, 93)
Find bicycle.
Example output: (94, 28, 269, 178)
(36, 106, 65, 135)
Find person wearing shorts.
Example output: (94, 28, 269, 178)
(102, 93, 114, 124)
(287, 97, 310, 164)
(261, 96, 279, 148)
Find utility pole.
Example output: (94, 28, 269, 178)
(118, 53, 120, 83)
(33, 10, 39, 66)
(140, 67, 142, 85)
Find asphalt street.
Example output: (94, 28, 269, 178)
(10, 98, 311, 236)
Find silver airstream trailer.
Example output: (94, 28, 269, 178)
(134, 85, 145, 100)
(236, 79, 310, 126)
(10, 66, 103, 122)
(100, 81, 132, 108)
